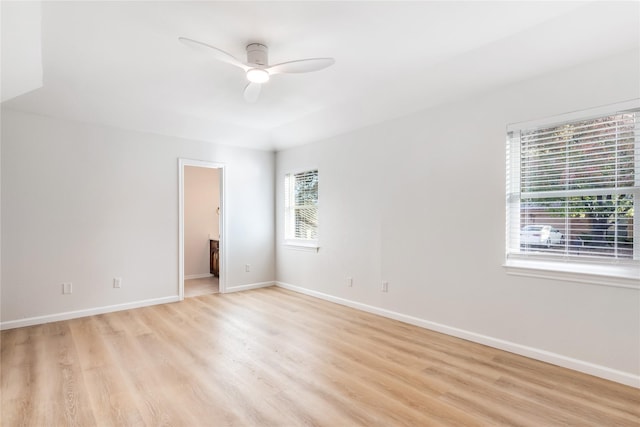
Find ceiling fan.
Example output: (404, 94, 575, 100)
(179, 37, 335, 103)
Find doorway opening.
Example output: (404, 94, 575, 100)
(178, 159, 226, 299)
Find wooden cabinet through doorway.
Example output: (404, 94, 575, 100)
(210, 239, 219, 277)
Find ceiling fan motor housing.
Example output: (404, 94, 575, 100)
(246, 43, 268, 66)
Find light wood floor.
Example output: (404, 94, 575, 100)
(2, 286, 639, 426)
(184, 276, 219, 297)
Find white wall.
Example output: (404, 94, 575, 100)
(0, 1, 43, 102)
(275, 49, 640, 385)
(1, 110, 275, 324)
(184, 166, 219, 277)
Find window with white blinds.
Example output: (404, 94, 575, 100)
(506, 102, 639, 278)
(285, 169, 319, 245)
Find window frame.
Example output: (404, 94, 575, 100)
(505, 100, 640, 288)
(284, 168, 319, 250)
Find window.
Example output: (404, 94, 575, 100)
(285, 169, 319, 246)
(506, 101, 639, 282)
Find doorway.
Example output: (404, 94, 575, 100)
(178, 159, 226, 299)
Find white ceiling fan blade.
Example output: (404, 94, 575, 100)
(266, 58, 335, 75)
(179, 37, 249, 71)
(243, 82, 262, 103)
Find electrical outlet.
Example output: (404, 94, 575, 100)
(113, 277, 122, 288)
(382, 281, 388, 292)
(347, 277, 353, 287)
(245, 264, 250, 272)
(62, 282, 72, 294)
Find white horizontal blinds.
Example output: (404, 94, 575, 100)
(285, 170, 318, 241)
(284, 173, 294, 240)
(505, 130, 521, 255)
(521, 115, 636, 192)
(508, 110, 638, 261)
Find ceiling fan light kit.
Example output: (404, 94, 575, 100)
(179, 37, 334, 103)
(246, 68, 270, 83)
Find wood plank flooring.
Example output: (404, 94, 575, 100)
(2, 286, 639, 426)
(184, 276, 219, 298)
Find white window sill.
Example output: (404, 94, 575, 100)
(504, 258, 639, 289)
(283, 240, 319, 252)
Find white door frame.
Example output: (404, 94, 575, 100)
(178, 158, 227, 299)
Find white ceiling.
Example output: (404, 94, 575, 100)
(2, 1, 639, 151)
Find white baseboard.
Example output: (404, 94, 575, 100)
(185, 273, 215, 280)
(275, 281, 640, 389)
(0, 296, 181, 330)
(1, 280, 273, 329)
(224, 281, 274, 293)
